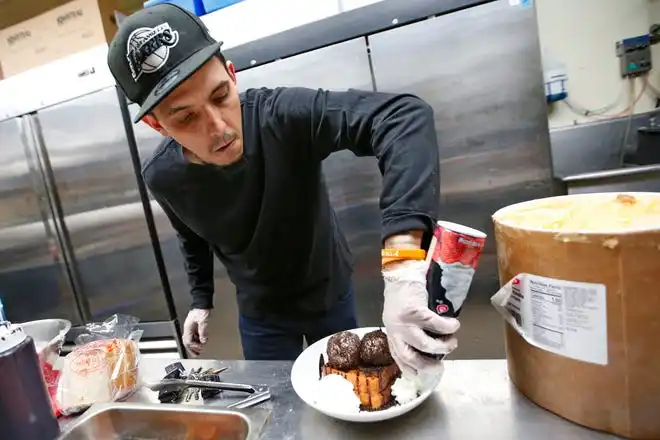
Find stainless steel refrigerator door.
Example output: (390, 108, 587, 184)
(368, 0, 557, 358)
(31, 87, 173, 323)
(0, 118, 81, 324)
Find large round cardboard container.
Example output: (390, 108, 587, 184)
(492, 192, 660, 439)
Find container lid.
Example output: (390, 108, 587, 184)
(0, 322, 27, 352)
(492, 192, 660, 234)
(437, 220, 487, 238)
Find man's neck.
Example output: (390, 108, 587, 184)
(183, 148, 204, 164)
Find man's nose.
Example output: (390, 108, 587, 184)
(204, 105, 227, 133)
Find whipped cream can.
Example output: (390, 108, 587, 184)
(418, 221, 487, 359)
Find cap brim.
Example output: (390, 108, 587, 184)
(133, 41, 223, 123)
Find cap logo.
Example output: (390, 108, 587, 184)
(126, 23, 180, 82)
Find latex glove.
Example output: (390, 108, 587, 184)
(382, 260, 461, 376)
(183, 309, 211, 356)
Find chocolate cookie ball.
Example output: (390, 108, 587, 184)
(359, 329, 394, 366)
(327, 331, 361, 370)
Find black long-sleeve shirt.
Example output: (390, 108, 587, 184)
(142, 87, 440, 319)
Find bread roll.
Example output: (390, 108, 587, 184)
(58, 338, 139, 412)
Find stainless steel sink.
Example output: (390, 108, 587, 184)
(57, 402, 270, 440)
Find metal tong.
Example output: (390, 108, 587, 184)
(146, 378, 271, 409)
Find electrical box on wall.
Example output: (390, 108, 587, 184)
(616, 34, 652, 78)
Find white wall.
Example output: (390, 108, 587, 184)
(536, 0, 658, 129)
(650, 0, 660, 79)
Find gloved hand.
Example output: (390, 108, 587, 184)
(382, 260, 460, 376)
(183, 309, 211, 356)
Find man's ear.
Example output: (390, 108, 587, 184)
(142, 114, 168, 136)
(226, 60, 237, 84)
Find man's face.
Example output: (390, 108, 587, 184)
(143, 57, 243, 166)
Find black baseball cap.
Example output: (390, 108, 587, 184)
(107, 4, 223, 123)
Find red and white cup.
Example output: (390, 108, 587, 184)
(417, 221, 487, 359)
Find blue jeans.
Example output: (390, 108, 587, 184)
(238, 286, 358, 361)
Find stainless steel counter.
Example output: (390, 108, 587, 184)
(59, 359, 622, 439)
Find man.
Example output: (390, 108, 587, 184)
(107, 4, 460, 375)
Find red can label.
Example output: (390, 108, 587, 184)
(432, 226, 486, 269)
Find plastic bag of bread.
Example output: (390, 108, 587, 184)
(56, 314, 143, 415)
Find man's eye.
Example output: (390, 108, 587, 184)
(213, 94, 228, 104)
(179, 113, 196, 124)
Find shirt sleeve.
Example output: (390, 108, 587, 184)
(268, 87, 440, 245)
(153, 195, 216, 310)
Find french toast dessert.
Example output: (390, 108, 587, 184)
(319, 329, 401, 411)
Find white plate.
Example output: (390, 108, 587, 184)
(291, 327, 441, 422)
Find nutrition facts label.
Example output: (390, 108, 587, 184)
(493, 274, 608, 365)
(530, 279, 565, 349)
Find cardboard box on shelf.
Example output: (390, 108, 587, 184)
(0, 0, 143, 30)
(0, 0, 126, 79)
(0, 0, 69, 31)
